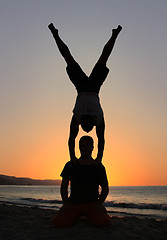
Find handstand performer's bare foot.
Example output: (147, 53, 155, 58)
(48, 23, 58, 34)
(112, 25, 122, 36)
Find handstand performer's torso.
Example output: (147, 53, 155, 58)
(73, 92, 104, 126)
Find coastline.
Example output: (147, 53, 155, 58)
(1, 203, 167, 240)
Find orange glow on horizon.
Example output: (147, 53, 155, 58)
(1, 127, 167, 186)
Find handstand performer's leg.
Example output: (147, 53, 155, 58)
(48, 23, 75, 65)
(97, 25, 122, 65)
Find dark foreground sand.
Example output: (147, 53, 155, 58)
(0, 204, 167, 240)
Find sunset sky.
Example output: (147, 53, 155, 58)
(1, 0, 167, 186)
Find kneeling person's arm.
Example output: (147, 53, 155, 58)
(98, 184, 109, 203)
(60, 178, 69, 204)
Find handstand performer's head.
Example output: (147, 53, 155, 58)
(80, 115, 95, 133)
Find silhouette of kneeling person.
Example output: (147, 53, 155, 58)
(48, 24, 122, 164)
(53, 136, 111, 227)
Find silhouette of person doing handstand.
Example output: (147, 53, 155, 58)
(48, 23, 122, 163)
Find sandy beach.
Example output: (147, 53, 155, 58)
(0, 204, 167, 240)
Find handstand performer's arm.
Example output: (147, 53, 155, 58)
(48, 23, 75, 65)
(95, 117, 105, 164)
(68, 115, 79, 162)
(97, 25, 122, 65)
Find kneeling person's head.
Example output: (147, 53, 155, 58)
(80, 115, 95, 133)
(79, 136, 94, 156)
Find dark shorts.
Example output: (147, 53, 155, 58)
(53, 202, 111, 228)
(66, 61, 109, 94)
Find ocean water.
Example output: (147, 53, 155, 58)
(0, 185, 167, 220)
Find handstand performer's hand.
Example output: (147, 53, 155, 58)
(94, 157, 101, 165)
(71, 156, 78, 164)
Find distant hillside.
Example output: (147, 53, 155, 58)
(0, 174, 61, 186)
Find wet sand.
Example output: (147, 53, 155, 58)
(0, 204, 167, 240)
